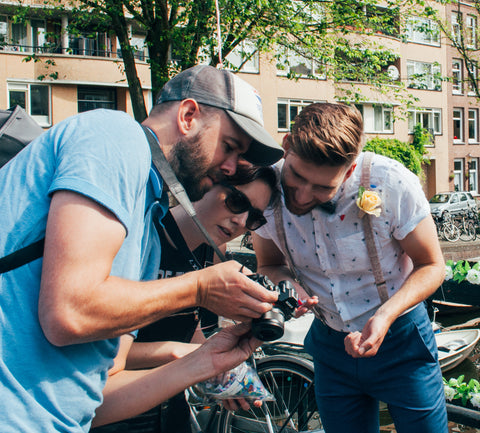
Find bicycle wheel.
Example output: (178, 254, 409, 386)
(217, 355, 323, 433)
(443, 223, 460, 242)
(460, 221, 476, 241)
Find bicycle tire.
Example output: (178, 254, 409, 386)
(443, 223, 460, 242)
(216, 355, 324, 433)
(459, 221, 476, 242)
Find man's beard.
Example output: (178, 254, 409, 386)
(168, 132, 222, 201)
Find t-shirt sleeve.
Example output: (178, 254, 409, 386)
(47, 110, 151, 235)
(382, 159, 430, 241)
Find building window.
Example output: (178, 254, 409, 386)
(454, 159, 464, 192)
(116, 35, 147, 61)
(469, 109, 478, 143)
(452, 12, 461, 45)
(407, 60, 441, 90)
(358, 104, 393, 133)
(408, 108, 442, 135)
(78, 87, 117, 112)
(452, 59, 463, 94)
(468, 61, 478, 95)
(406, 16, 440, 46)
(8, 83, 50, 126)
(453, 108, 464, 143)
(225, 39, 259, 73)
(10, 21, 27, 50)
(31, 19, 46, 53)
(69, 32, 112, 57)
(0, 15, 7, 48)
(277, 47, 325, 79)
(466, 15, 477, 49)
(277, 99, 322, 131)
(469, 159, 478, 194)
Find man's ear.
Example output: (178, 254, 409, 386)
(344, 163, 357, 182)
(177, 99, 200, 135)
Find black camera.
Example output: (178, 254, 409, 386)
(248, 273, 298, 341)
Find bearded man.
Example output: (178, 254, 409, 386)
(0, 65, 283, 432)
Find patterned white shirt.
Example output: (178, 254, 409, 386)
(256, 152, 430, 332)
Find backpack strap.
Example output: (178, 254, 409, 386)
(0, 238, 45, 274)
(360, 152, 389, 304)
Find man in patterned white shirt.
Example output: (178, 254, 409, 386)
(253, 103, 447, 433)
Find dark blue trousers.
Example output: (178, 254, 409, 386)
(304, 303, 448, 433)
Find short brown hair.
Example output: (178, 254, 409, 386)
(287, 103, 364, 166)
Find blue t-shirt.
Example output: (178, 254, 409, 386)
(0, 109, 167, 432)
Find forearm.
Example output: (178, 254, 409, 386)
(375, 260, 445, 327)
(126, 341, 200, 369)
(92, 349, 214, 427)
(39, 272, 199, 346)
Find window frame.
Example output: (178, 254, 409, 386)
(469, 109, 478, 143)
(276, 46, 325, 79)
(7, 82, 51, 127)
(408, 108, 442, 136)
(77, 86, 117, 112)
(452, 58, 463, 94)
(407, 60, 441, 91)
(453, 108, 464, 143)
(466, 14, 477, 49)
(405, 16, 440, 46)
(454, 159, 464, 192)
(277, 99, 324, 131)
(225, 39, 259, 74)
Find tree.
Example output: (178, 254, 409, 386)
(21, 0, 415, 121)
(364, 125, 431, 178)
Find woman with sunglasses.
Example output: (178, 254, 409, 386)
(90, 164, 278, 432)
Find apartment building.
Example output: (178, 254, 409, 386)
(0, 0, 152, 127)
(0, 0, 478, 200)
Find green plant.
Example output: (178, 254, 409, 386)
(444, 375, 480, 408)
(445, 260, 480, 285)
(364, 136, 428, 178)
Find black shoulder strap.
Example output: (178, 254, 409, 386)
(157, 210, 203, 271)
(0, 238, 45, 274)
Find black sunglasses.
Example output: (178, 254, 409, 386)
(221, 183, 267, 231)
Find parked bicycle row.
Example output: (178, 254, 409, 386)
(433, 209, 479, 242)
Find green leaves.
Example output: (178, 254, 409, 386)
(446, 260, 480, 284)
(444, 375, 480, 406)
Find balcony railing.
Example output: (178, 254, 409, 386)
(0, 43, 148, 61)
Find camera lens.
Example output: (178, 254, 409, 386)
(251, 308, 285, 341)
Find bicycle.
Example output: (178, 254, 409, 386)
(189, 342, 323, 433)
(452, 210, 477, 242)
(437, 213, 461, 242)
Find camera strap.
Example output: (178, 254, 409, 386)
(141, 125, 227, 262)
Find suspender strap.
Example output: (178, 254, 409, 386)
(141, 125, 226, 262)
(360, 152, 389, 304)
(274, 205, 326, 322)
(0, 238, 45, 274)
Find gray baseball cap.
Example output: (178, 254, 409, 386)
(156, 65, 284, 166)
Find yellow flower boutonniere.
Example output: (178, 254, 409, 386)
(357, 186, 382, 217)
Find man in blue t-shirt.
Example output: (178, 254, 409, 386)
(0, 65, 284, 432)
